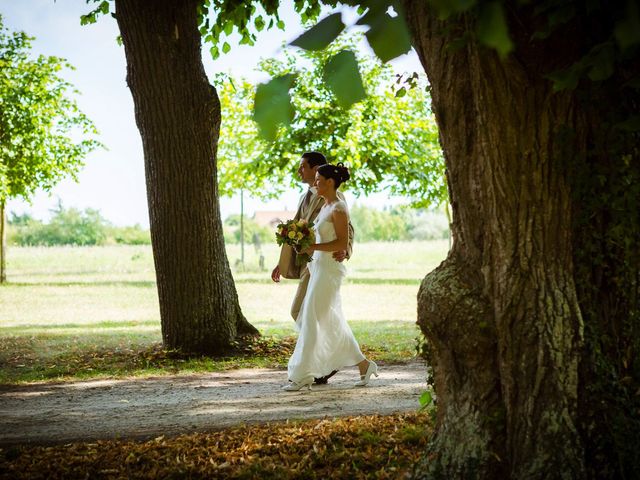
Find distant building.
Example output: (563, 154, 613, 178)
(253, 210, 294, 228)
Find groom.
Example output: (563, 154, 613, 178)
(271, 151, 354, 383)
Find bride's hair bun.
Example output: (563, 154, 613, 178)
(335, 162, 350, 183)
(317, 162, 351, 189)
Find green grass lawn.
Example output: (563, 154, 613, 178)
(0, 241, 448, 383)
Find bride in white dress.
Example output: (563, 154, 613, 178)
(282, 163, 378, 392)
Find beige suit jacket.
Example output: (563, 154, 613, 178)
(278, 189, 354, 279)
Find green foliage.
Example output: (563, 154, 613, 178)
(107, 224, 151, 245)
(5, 212, 35, 246)
(418, 390, 433, 410)
(290, 12, 345, 51)
(8, 205, 151, 246)
(215, 77, 266, 197)
(223, 215, 272, 245)
(0, 16, 102, 204)
(247, 0, 514, 128)
(362, 11, 412, 63)
(11, 203, 109, 246)
(80, 0, 112, 26)
(215, 34, 446, 207)
(252, 74, 297, 141)
(476, 1, 512, 58)
(219, 36, 446, 207)
(350, 204, 449, 242)
(321, 49, 367, 109)
(350, 204, 408, 242)
(251, 2, 414, 133)
(224, 214, 243, 227)
(7, 212, 33, 226)
(197, 0, 323, 59)
(251, 0, 638, 120)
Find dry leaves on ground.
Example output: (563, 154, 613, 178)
(0, 412, 432, 479)
(0, 336, 301, 383)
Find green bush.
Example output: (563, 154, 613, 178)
(10, 206, 108, 246)
(108, 225, 151, 245)
(350, 204, 408, 242)
(223, 215, 273, 246)
(405, 210, 450, 241)
(350, 204, 449, 242)
(8, 206, 152, 246)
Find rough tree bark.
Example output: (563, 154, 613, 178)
(115, 0, 258, 354)
(404, 2, 586, 478)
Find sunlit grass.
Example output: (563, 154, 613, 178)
(0, 241, 447, 384)
(4, 240, 448, 283)
(0, 320, 420, 383)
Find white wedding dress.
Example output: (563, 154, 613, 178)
(287, 200, 366, 384)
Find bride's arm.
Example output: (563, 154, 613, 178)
(307, 210, 349, 253)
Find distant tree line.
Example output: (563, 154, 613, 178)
(8, 203, 448, 247)
(223, 214, 272, 246)
(223, 204, 449, 245)
(349, 204, 449, 242)
(7, 203, 150, 246)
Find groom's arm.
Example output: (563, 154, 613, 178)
(272, 193, 306, 280)
(333, 192, 353, 262)
(333, 222, 354, 262)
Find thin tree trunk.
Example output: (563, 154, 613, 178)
(114, 0, 258, 354)
(0, 199, 6, 283)
(404, 2, 584, 478)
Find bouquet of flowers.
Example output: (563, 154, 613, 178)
(275, 218, 315, 265)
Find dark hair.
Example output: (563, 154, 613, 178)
(301, 151, 327, 168)
(317, 162, 350, 189)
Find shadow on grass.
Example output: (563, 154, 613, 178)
(0, 321, 420, 384)
(1, 320, 159, 332)
(0, 335, 294, 384)
(4, 281, 156, 288)
(3, 278, 420, 287)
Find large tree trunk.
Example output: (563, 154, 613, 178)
(115, 0, 258, 354)
(0, 199, 6, 283)
(404, 2, 587, 478)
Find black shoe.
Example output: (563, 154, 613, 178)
(313, 370, 339, 385)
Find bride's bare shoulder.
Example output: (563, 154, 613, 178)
(332, 200, 348, 213)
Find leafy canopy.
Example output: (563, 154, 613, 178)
(200, 0, 638, 138)
(79, 1, 443, 204)
(81, 1, 640, 135)
(215, 33, 446, 207)
(0, 15, 102, 204)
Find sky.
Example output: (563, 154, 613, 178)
(1, 0, 423, 227)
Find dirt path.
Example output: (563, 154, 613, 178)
(0, 362, 427, 446)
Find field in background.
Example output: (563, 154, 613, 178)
(0, 241, 448, 383)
